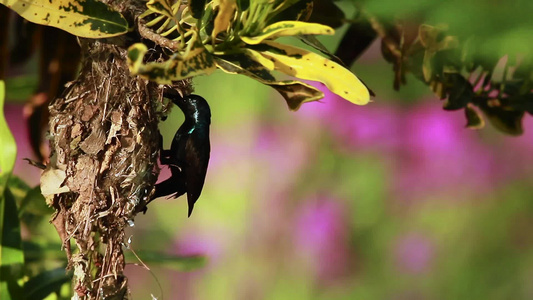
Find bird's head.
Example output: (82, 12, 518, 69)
(172, 94, 211, 122)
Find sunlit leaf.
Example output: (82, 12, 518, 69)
(299, 34, 344, 65)
(0, 80, 16, 193)
(215, 56, 323, 110)
(143, 0, 184, 41)
(0, 0, 128, 38)
(0, 82, 23, 296)
(146, 0, 174, 18)
(254, 41, 370, 105)
(241, 21, 334, 45)
(127, 43, 216, 83)
(212, 0, 237, 40)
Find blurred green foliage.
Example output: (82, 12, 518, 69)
(2, 0, 533, 299)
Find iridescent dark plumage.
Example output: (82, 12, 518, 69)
(154, 92, 211, 217)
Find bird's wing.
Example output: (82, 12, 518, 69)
(184, 132, 210, 216)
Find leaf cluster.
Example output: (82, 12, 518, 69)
(332, 0, 533, 135)
(128, 0, 370, 110)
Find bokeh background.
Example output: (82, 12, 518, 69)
(4, 3, 533, 299)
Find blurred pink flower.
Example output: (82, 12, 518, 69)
(252, 125, 310, 192)
(300, 89, 501, 198)
(394, 233, 434, 274)
(393, 102, 498, 199)
(299, 86, 401, 151)
(173, 230, 228, 265)
(293, 197, 352, 282)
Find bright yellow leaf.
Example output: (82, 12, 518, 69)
(241, 21, 334, 45)
(258, 41, 370, 105)
(0, 0, 128, 38)
(215, 56, 324, 110)
(212, 0, 237, 40)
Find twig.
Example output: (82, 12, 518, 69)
(138, 21, 180, 51)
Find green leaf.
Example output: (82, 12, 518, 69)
(6, 176, 31, 204)
(237, 0, 249, 11)
(22, 241, 66, 264)
(253, 41, 370, 105)
(422, 51, 435, 82)
(0, 187, 25, 268)
(241, 21, 334, 45)
(18, 186, 51, 218)
(125, 251, 206, 271)
(0, 188, 25, 300)
(146, 0, 174, 18)
(0, 80, 16, 194)
(0, 81, 24, 300)
(3, 75, 39, 102)
(199, 3, 215, 39)
(464, 104, 485, 129)
(127, 43, 216, 83)
(24, 268, 71, 300)
(215, 55, 323, 110)
(0, 0, 128, 38)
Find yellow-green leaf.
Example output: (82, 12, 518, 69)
(146, 0, 174, 18)
(212, 0, 236, 40)
(0, 80, 16, 194)
(143, 0, 181, 38)
(0, 0, 128, 38)
(127, 43, 216, 84)
(0, 81, 24, 296)
(241, 21, 334, 45)
(215, 56, 323, 110)
(256, 41, 370, 105)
